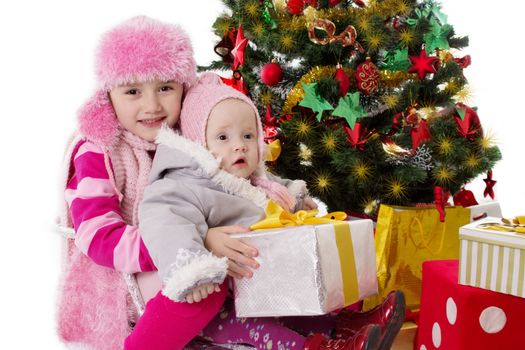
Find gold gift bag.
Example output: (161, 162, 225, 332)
(364, 204, 470, 310)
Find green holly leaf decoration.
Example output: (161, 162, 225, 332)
(430, 3, 448, 24)
(456, 105, 466, 120)
(332, 92, 367, 129)
(424, 17, 452, 53)
(382, 48, 410, 71)
(407, 7, 430, 26)
(299, 83, 334, 121)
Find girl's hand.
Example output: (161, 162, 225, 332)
(185, 283, 220, 303)
(204, 225, 259, 279)
(301, 196, 318, 210)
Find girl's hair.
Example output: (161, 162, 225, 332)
(78, 16, 196, 147)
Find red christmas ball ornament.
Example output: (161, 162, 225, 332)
(287, 0, 305, 15)
(334, 65, 350, 96)
(356, 57, 379, 95)
(261, 60, 283, 86)
(328, 0, 342, 7)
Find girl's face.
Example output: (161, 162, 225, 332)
(110, 80, 183, 142)
(206, 99, 259, 179)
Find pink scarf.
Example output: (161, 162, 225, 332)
(58, 130, 156, 350)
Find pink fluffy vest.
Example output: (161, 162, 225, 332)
(57, 126, 155, 350)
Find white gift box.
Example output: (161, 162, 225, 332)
(459, 217, 525, 297)
(231, 219, 378, 317)
(468, 202, 502, 221)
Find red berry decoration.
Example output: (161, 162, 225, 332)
(261, 60, 283, 86)
(287, 0, 305, 15)
(334, 65, 350, 96)
(356, 57, 379, 95)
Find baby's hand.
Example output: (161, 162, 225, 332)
(205, 225, 259, 279)
(301, 196, 318, 210)
(185, 283, 221, 303)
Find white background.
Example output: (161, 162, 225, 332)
(0, 1, 522, 348)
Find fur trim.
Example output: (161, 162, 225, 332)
(96, 16, 196, 91)
(162, 251, 228, 302)
(156, 127, 269, 208)
(287, 179, 308, 199)
(77, 91, 120, 147)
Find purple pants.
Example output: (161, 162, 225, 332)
(199, 298, 336, 349)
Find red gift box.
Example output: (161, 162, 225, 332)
(417, 260, 525, 350)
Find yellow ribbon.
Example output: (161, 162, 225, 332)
(250, 201, 358, 305)
(477, 216, 525, 234)
(250, 200, 347, 230)
(264, 139, 282, 162)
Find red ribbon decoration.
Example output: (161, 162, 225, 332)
(454, 103, 482, 140)
(453, 55, 471, 69)
(263, 105, 279, 142)
(343, 122, 372, 150)
(220, 70, 248, 95)
(411, 119, 432, 150)
(434, 186, 450, 222)
(483, 170, 497, 199)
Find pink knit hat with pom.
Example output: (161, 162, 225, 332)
(78, 16, 196, 147)
(180, 72, 297, 211)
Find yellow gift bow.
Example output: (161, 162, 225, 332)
(264, 139, 282, 162)
(477, 216, 525, 234)
(250, 200, 347, 230)
(250, 201, 360, 305)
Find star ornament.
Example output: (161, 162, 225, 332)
(231, 24, 248, 69)
(408, 49, 439, 80)
(483, 170, 497, 199)
(333, 92, 367, 129)
(299, 83, 334, 121)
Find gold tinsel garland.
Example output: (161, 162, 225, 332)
(282, 66, 411, 115)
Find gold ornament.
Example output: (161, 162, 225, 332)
(352, 160, 373, 182)
(436, 137, 453, 156)
(298, 143, 313, 164)
(385, 176, 408, 200)
(308, 18, 364, 52)
(320, 132, 338, 153)
(433, 165, 455, 185)
(312, 170, 334, 194)
(303, 6, 319, 24)
(273, 0, 287, 13)
(465, 153, 481, 169)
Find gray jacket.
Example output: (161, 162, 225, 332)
(139, 128, 306, 301)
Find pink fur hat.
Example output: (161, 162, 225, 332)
(78, 16, 196, 147)
(179, 72, 267, 160)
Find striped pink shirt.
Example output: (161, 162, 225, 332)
(65, 140, 155, 273)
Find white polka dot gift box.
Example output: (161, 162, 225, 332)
(459, 217, 525, 298)
(231, 219, 378, 317)
(416, 260, 525, 350)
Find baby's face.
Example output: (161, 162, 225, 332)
(206, 99, 259, 179)
(110, 79, 183, 142)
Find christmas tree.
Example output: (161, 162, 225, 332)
(204, 0, 501, 217)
